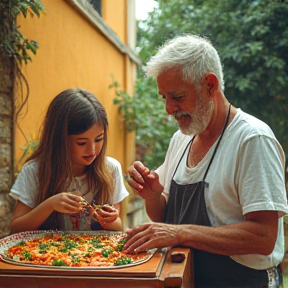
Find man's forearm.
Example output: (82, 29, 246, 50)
(145, 193, 166, 222)
(179, 211, 278, 255)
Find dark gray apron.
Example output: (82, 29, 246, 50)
(165, 104, 273, 288)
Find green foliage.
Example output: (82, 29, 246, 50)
(135, 0, 288, 159)
(110, 75, 178, 169)
(200, 0, 288, 153)
(113, 0, 288, 168)
(0, 0, 44, 64)
(17, 139, 39, 172)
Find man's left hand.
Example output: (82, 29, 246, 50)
(124, 222, 180, 253)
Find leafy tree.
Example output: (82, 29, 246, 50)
(203, 0, 288, 154)
(0, 0, 45, 171)
(114, 0, 288, 169)
(0, 0, 44, 64)
(111, 75, 177, 170)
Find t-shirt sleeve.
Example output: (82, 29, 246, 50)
(108, 157, 129, 204)
(9, 161, 39, 208)
(237, 135, 288, 217)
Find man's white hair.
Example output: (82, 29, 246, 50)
(143, 34, 225, 92)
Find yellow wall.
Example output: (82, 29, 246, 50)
(102, 0, 127, 44)
(15, 0, 137, 174)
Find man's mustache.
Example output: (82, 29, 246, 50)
(172, 111, 191, 119)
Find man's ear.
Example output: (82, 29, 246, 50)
(204, 73, 219, 94)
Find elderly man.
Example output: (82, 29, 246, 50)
(124, 34, 288, 288)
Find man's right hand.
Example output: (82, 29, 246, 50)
(126, 161, 164, 200)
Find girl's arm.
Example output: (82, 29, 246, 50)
(10, 193, 83, 234)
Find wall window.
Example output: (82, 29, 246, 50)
(89, 0, 101, 16)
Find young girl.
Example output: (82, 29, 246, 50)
(9, 88, 129, 233)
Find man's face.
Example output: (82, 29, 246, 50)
(157, 68, 214, 135)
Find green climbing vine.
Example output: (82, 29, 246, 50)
(0, 0, 45, 64)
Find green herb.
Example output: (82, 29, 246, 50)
(115, 238, 127, 251)
(64, 239, 78, 250)
(58, 239, 78, 253)
(22, 250, 32, 260)
(52, 259, 67, 266)
(71, 254, 80, 263)
(17, 240, 26, 246)
(101, 248, 113, 258)
(38, 242, 49, 253)
(114, 257, 133, 266)
(91, 238, 104, 248)
(83, 247, 94, 257)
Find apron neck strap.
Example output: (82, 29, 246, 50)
(172, 136, 194, 179)
(171, 103, 232, 181)
(203, 103, 231, 181)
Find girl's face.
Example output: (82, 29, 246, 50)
(69, 122, 105, 176)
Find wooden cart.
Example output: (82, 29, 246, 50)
(0, 247, 194, 288)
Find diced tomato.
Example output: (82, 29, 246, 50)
(53, 236, 63, 241)
(8, 246, 23, 254)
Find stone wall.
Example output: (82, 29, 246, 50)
(0, 54, 16, 238)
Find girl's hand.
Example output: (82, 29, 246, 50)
(92, 205, 119, 227)
(50, 192, 83, 214)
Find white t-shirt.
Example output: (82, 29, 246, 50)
(10, 156, 129, 230)
(157, 109, 288, 270)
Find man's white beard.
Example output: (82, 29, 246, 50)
(173, 97, 214, 136)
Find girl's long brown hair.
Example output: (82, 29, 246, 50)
(26, 89, 113, 229)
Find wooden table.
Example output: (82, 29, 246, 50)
(0, 247, 194, 288)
